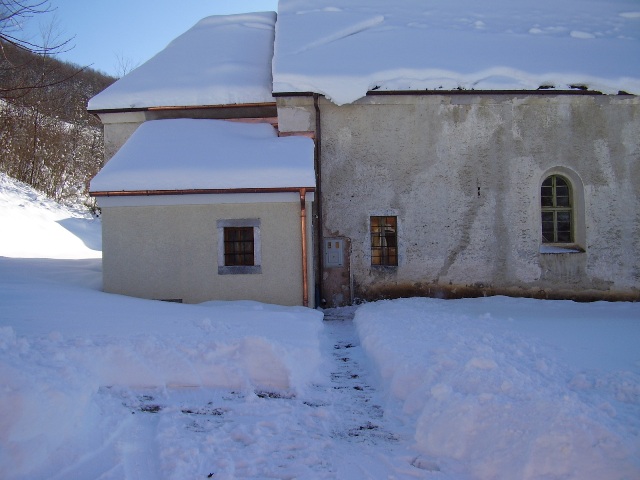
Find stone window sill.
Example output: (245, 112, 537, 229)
(218, 265, 262, 275)
(539, 244, 584, 254)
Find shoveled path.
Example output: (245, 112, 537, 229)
(86, 307, 428, 479)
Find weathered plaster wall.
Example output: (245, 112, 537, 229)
(101, 201, 314, 306)
(97, 105, 278, 164)
(278, 93, 640, 304)
(98, 112, 145, 164)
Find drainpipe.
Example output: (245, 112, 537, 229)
(314, 93, 324, 307)
(300, 188, 309, 307)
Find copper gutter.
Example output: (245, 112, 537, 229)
(90, 187, 315, 197)
(365, 89, 606, 97)
(88, 102, 278, 115)
(278, 130, 315, 140)
(273, 90, 611, 98)
(299, 188, 309, 307)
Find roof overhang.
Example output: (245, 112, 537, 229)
(89, 102, 278, 124)
(91, 186, 315, 198)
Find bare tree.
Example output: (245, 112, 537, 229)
(0, 1, 79, 97)
(0, 0, 71, 54)
(114, 51, 139, 78)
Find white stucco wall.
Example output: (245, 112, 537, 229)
(100, 199, 314, 306)
(278, 93, 640, 304)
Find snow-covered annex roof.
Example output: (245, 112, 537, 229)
(273, 0, 640, 105)
(89, 119, 315, 193)
(88, 12, 277, 111)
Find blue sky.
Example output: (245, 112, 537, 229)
(20, 0, 278, 77)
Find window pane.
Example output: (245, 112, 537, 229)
(556, 193, 570, 208)
(541, 212, 554, 243)
(554, 177, 571, 207)
(556, 211, 572, 242)
(541, 179, 553, 207)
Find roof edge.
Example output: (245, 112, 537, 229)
(88, 102, 278, 115)
(90, 186, 316, 198)
(272, 89, 634, 99)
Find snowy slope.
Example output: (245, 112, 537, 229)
(0, 173, 101, 259)
(273, 0, 640, 104)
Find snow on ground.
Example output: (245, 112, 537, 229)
(0, 176, 324, 478)
(1, 173, 639, 479)
(273, 0, 640, 104)
(355, 299, 640, 479)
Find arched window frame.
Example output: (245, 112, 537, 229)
(539, 167, 585, 253)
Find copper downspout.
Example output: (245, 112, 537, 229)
(300, 188, 309, 307)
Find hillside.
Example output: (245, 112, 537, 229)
(0, 40, 115, 204)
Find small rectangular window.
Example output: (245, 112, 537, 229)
(371, 216, 398, 266)
(217, 219, 261, 275)
(224, 227, 254, 266)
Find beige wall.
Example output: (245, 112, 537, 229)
(278, 93, 640, 304)
(101, 201, 314, 306)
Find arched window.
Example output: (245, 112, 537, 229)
(541, 175, 573, 243)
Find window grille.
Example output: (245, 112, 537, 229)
(224, 227, 255, 266)
(371, 216, 398, 266)
(541, 175, 573, 243)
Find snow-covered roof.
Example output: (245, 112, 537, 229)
(272, 0, 640, 105)
(89, 119, 315, 192)
(88, 12, 277, 111)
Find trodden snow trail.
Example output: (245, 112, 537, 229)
(77, 307, 431, 479)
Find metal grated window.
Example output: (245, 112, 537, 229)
(224, 227, 255, 266)
(541, 175, 573, 243)
(371, 216, 398, 266)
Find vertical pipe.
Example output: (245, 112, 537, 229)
(300, 188, 309, 307)
(313, 94, 324, 306)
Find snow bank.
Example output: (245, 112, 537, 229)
(0, 258, 324, 477)
(89, 119, 315, 192)
(0, 173, 101, 259)
(273, 0, 640, 104)
(88, 12, 276, 110)
(354, 297, 640, 479)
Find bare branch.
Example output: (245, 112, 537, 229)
(0, 1, 73, 56)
